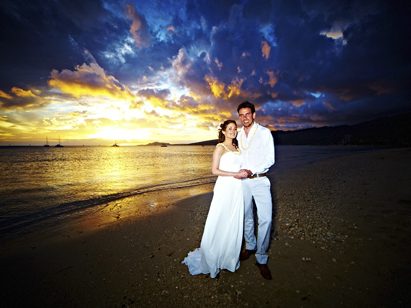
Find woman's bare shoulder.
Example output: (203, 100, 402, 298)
(214, 143, 226, 154)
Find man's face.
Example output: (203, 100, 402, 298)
(238, 107, 255, 128)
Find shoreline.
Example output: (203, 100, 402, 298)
(0, 182, 215, 252)
(1, 147, 410, 307)
(0, 145, 375, 246)
(0, 144, 379, 243)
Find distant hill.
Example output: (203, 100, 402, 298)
(274, 112, 411, 146)
(189, 140, 217, 146)
(188, 112, 411, 147)
(143, 142, 171, 146)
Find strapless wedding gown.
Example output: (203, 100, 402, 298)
(182, 148, 244, 278)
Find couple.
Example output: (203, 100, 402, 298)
(182, 101, 275, 280)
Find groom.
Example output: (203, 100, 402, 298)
(236, 101, 275, 280)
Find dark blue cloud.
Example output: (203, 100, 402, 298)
(0, 0, 410, 129)
(0, 0, 125, 88)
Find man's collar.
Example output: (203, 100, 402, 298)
(241, 122, 258, 132)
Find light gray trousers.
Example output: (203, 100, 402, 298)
(242, 177, 272, 264)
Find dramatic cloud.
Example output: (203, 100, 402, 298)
(126, 4, 151, 48)
(204, 75, 244, 101)
(48, 62, 134, 101)
(266, 70, 278, 88)
(0, 0, 410, 144)
(261, 41, 271, 60)
(0, 87, 46, 109)
(0, 90, 12, 100)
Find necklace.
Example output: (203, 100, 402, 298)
(239, 123, 258, 150)
(220, 142, 240, 153)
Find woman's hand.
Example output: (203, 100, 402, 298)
(234, 169, 251, 179)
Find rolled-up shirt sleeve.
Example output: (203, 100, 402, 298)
(260, 128, 275, 172)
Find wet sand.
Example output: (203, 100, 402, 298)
(1, 147, 410, 307)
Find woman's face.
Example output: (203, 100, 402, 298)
(224, 123, 237, 139)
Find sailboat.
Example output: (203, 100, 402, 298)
(43, 137, 50, 147)
(112, 140, 119, 147)
(55, 137, 64, 147)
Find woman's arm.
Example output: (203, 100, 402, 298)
(211, 145, 248, 177)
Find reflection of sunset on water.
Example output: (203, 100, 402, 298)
(75, 183, 214, 234)
(0, 145, 216, 233)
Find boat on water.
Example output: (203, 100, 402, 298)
(55, 137, 64, 147)
(43, 137, 50, 147)
(112, 140, 119, 147)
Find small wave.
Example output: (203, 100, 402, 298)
(0, 176, 216, 235)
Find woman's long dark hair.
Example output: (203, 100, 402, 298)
(218, 120, 238, 148)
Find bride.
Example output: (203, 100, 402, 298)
(182, 120, 249, 278)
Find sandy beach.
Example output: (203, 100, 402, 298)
(1, 147, 410, 307)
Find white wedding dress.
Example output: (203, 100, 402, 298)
(182, 145, 244, 278)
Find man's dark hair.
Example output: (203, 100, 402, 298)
(237, 101, 255, 114)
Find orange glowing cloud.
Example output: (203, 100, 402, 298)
(11, 87, 39, 97)
(270, 92, 278, 99)
(320, 29, 343, 40)
(0, 90, 12, 99)
(48, 62, 134, 101)
(1, 56, 243, 145)
(205, 75, 244, 100)
(145, 95, 168, 108)
(261, 41, 271, 60)
(205, 75, 226, 99)
(320, 22, 348, 41)
(136, 90, 226, 127)
(266, 70, 278, 88)
(0, 86, 45, 109)
(290, 99, 305, 107)
(126, 4, 151, 48)
(319, 22, 349, 46)
(227, 78, 244, 98)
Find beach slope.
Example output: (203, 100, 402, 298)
(1, 147, 410, 307)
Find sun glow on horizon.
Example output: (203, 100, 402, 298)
(0, 86, 221, 145)
(1, 46, 236, 145)
(89, 126, 151, 141)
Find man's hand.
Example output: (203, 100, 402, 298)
(234, 169, 252, 179)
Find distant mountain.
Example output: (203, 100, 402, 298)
(188, 112, 411, 147)
(189, 140, 217, 146)
(274, 112, 411, 146)
(143, 142, 171, 146)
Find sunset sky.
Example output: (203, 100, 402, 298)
(0, 0, 410, 145)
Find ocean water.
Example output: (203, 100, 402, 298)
(0, 145, 216, 233)
(0, 145, 373, 235)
